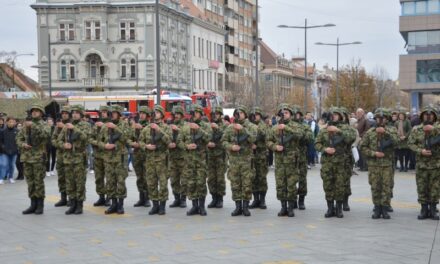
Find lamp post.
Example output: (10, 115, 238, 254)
(278, 20, 335, 111)
(11, 53, 34, 91)
(155, 0, 161, 104)
(315, 38, 362, 107)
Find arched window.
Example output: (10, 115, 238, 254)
(130, 59, 136, 79)
(121, 58, 127, 78)
(60, 60, 67, 80)
(120, 56, 136, 80)
(59, 57, 76, 81)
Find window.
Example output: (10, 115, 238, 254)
(61, 60, 67, 80)
(417, 59, 440, 82)
(120, 21, 136, 41)
(59, 23, 74, 41)
(130, 59, 136, 79)
(120, 57, 136, 79)
(202, 38, 204, 58)
(68, 24, 74, 40)
(206, 0, 212, 11)
(121, 59, 127, 78)
(69, 60, 75, 80)
(60, 59, 76, 81)
(217, 44, 223, 62)
(193, 36, 196, 56)
(416, 1, 427, 14)
(198, 37, 201, 57)
(85, 20, 101, 40)
(429, 0, 440, 13)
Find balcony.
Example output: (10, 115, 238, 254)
(83, 77, 109, 87)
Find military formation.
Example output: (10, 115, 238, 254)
(15, 102, 440, 221)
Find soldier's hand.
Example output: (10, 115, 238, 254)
(95, 121, 104, 127)
(189, 123, 200, 130)
(146, 144, 156, 150)
(106, 122, 116, 129)
(22, 143, 32, 149)
(66, 123, 74, 129)
(423, 125, 434, 132)
(375, 151, 385, 158)
(400, 136, 406, 140)
(252, 144, 257, 150)
(224, 120, 230, 126)
(170, 124, 179, 131)
(327, 126, 338, 133)
(64, 143, 72, 150)
(211, 123, 218, 129)
(325, 147, 336, 155)
(56, 122, 65, 129)
(278, 124, 286, 130)
(132, 142, 140, 148)
(25, 121, 32, 128)
(150, 123, 159, 131)
(105, 143, 115, 150)
(376, 127, 385, 134)
(168, 142, 176, 149)
(231, 145, 241, 152)
(276, 145, 284, 152)
(187, 143, 197, 150)
(422, 149, 432, 156)
(135, 123, 143, 130)
(207, 142, 216, 148)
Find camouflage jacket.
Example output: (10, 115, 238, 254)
(253, 120, 269, 159)
(89, 118, 109, 159)
(16, 118, 50, 163)
(207, 119, 227, 157)
(315, 122, 357, 164)
(177, 119, 212, 159)
(169, 119, 186, 159)
(56, 120, 91, 165)
(139, 120, 171, 160)
(360, 126, 398, 167)
(341, 123, 357, 165)
(299, 121, 313, 163)
(97, 120, 129, 162)
(51, 120, 69, 158)
(408, 123, 440, 169)
(127, 119, 149, 157)
(221, 119, 257, 159)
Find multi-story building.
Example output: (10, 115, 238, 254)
(399, 0, 440, 110)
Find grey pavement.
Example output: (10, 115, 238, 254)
(0, 165, 439, 264)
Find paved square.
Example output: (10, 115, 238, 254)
(0, 166, 438, 264)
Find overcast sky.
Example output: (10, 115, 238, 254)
(0, 0, 405, 82)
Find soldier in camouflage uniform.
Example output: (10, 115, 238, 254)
(249, 107, 269, 210)
(139, 105, 172, 215)
(57, 105, 91, 215)
(168, 105, 187, 208)
(267, 104, 307, 217)
(52, 105, 71, 207)
(360, 108, 398, 219)
(315, 107, 356, 218)
(89, 105, 110, 206)
(178, 104, 212, 216)
(221, 105, 257, 217)
(408, 106, 440, 220)
(98, 105, 129, 214)
(16, 103, 50, 215)
(128, 106, 152, 208)
(207, 106, 227, 209)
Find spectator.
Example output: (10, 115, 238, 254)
(305, 112, 318, 168)
(0, 117, 5, 130)
(46, 117, 56, 177)
(84, 114, 95, 173)
(356, 108, 370, 171)
(0, 117, 19, 184)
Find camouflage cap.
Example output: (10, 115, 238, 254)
(111, 105, 124, 115)
(60, 105, 70, 114)
(420, 106, 438, 120)
(292, 104, 303, 116)
(214, 106, 224, 115)
(172, 105, 184, 116)
(30, 103, 45, 114)
(252, 107, 263, 116)
(374, 108, 391, 119)
(99, 105, 110, 112)
(139, 106, 152, 115)
(236, 105, 249, 117)
(70, 104, 85, 115)
(153, 105, 165, 117)
(277, 103, 293, 115)
(192, 104, 204, 115)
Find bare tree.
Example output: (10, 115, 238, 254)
(372, 66, 392, 108)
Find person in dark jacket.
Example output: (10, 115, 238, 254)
(0, 117, 19, 184)
(46, 118, 56, 177)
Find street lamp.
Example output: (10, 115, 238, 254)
(11, 53, 34, 91)
(278, 19, 335, 111)
(155, 0, 161, 105)
(315, 38, 362, 107)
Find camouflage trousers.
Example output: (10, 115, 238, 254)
(207, 154, 226, 196)
(298, 160, 307, 196)
(105, 155, 128, 199)
(368, 166, 393, 206)
(55, 155, 66, 194)
(344, 161, 353, 197)
(321, 162, 345, 202)
(169, 157, 186, 196)
(133, 151, 148, 193)
(65, 162, 87, 201)
(185, 154, 208, 200)
(94, 156, 106, 196)
(228, 157, 253, 201)
(416, 167, 440, 204)
(146, 157, 168, 202)
(252, 156, 268, 193)
(275, 161, 299, 201)
(24, 162, 46, 199)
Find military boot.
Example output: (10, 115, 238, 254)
(231, 201, 243, 216)
(242, 201, 251, 216)
(293, 198, 298, 209)
(117, 198, 125, 214)
(207, 194, 217, 208)
(34, 198, 44, 215)
(149, 201, 159, 215)
(180, 195, 187, 208)
(325, 200, 335, 218)
(144, 192, 151, 207)
(169, 193, 181, 208)
(54, 192, 68, 207)
(343, 195, 350, 211)
(381, 206, 391, 219)
(335, 201, 343, 218)
(216, 195, 223, 208)
(418, 204, 429, 220)
(430, 203, 439, 220)
(298, 195, 306, 210)
(74, 200, 83, 215)
(287, 200, 295, 217)
(66, 198, 71, 207)
(105, 198, 118, 215)
(134, 192, 146, 207)
(187, 199, 199, 216)
(387, 204, 394, 212)
(199, 197, 207, 216)
(249, 192, 260, 209)
(104, 196, 111, 206)
(158, 201, 166, 215)
(371, 205, 381, 219)
(278, 201, 288, 217)
(22, 198, 37, 215)
(65, 199, 77, 215)
(93, 195, 106, 206)
(259, 192, 267, 209)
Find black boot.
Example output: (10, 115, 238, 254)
(187, 199, 200, 216)
(144, 192, 151, 207)
(242, 200, 251, 216)
(207, 194, 217, 208)
(105, 196, 111, 206)
(278, 201, 288, 217)
(372, 205, 381, 219)
(381, 206, 391, 219)
(93, 195, 106, 207)
(158, 201, 166, 215)
(231, 201, 243, 216)
(298, 195, 306, 210)
(325, 200, 335, 218)
(180, 195, 187, 208)
(105, 198, 118, 215)
(134, 192, 146, 207)
(387, 205, 394, 212)
(65, 199, 77, 215)
(293, 198, 298, 209)
(343, 195, 350, 211)
(259, 192, 267, 209)
(335, 201, 343, 218)
(169, 193, 181, 208)
(66, 198, 71, 207)
(216, 195, 223, 208)
(249, 192, 260, 209)
(34, 198, 44, 215)
(199, 197, 207, 216)
(117, 198, 125, 214)
(418, 204, 429, 220)
(430, 203, 439, 220)
(74, 200, 83, 215)
(287, 200, 295, 217)
(55, 192, 68, 207)
(22, 198, 37, 215)
(149, 201, 159, 215)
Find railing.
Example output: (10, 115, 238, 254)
(83, 77, 109, 87)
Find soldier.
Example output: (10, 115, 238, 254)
(221, 105, 257, 217)
(408, 106, 440, 220)
(98, 105, 129, 215)
(52, 105, 70, 207)
(360, 108, 398, 220)
(207, 106, 227, 209)
(315, 107, 356, 218)
(168, 105, 187, 208)
(139, 105, 171, 215)
(128, 106, 152, 208)
(178, 104, 212, 216)
(16, 103, 50, 215)
(249, 107, 269, 210)
(89, 105, 111, 207)
(57, 105, 90, 215)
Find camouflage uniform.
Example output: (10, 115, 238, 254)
(57, 105, 91, 215)
(315, 108, 356, 218)
(178, 105, 212, 216)
(360, 108, 398, 219)
(408, 106, 440, 220)
(139, 105, 172, 215)
(221, 105, 257, 216)
(16, 103, 50, 215)
(267, 104, 307, 217)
